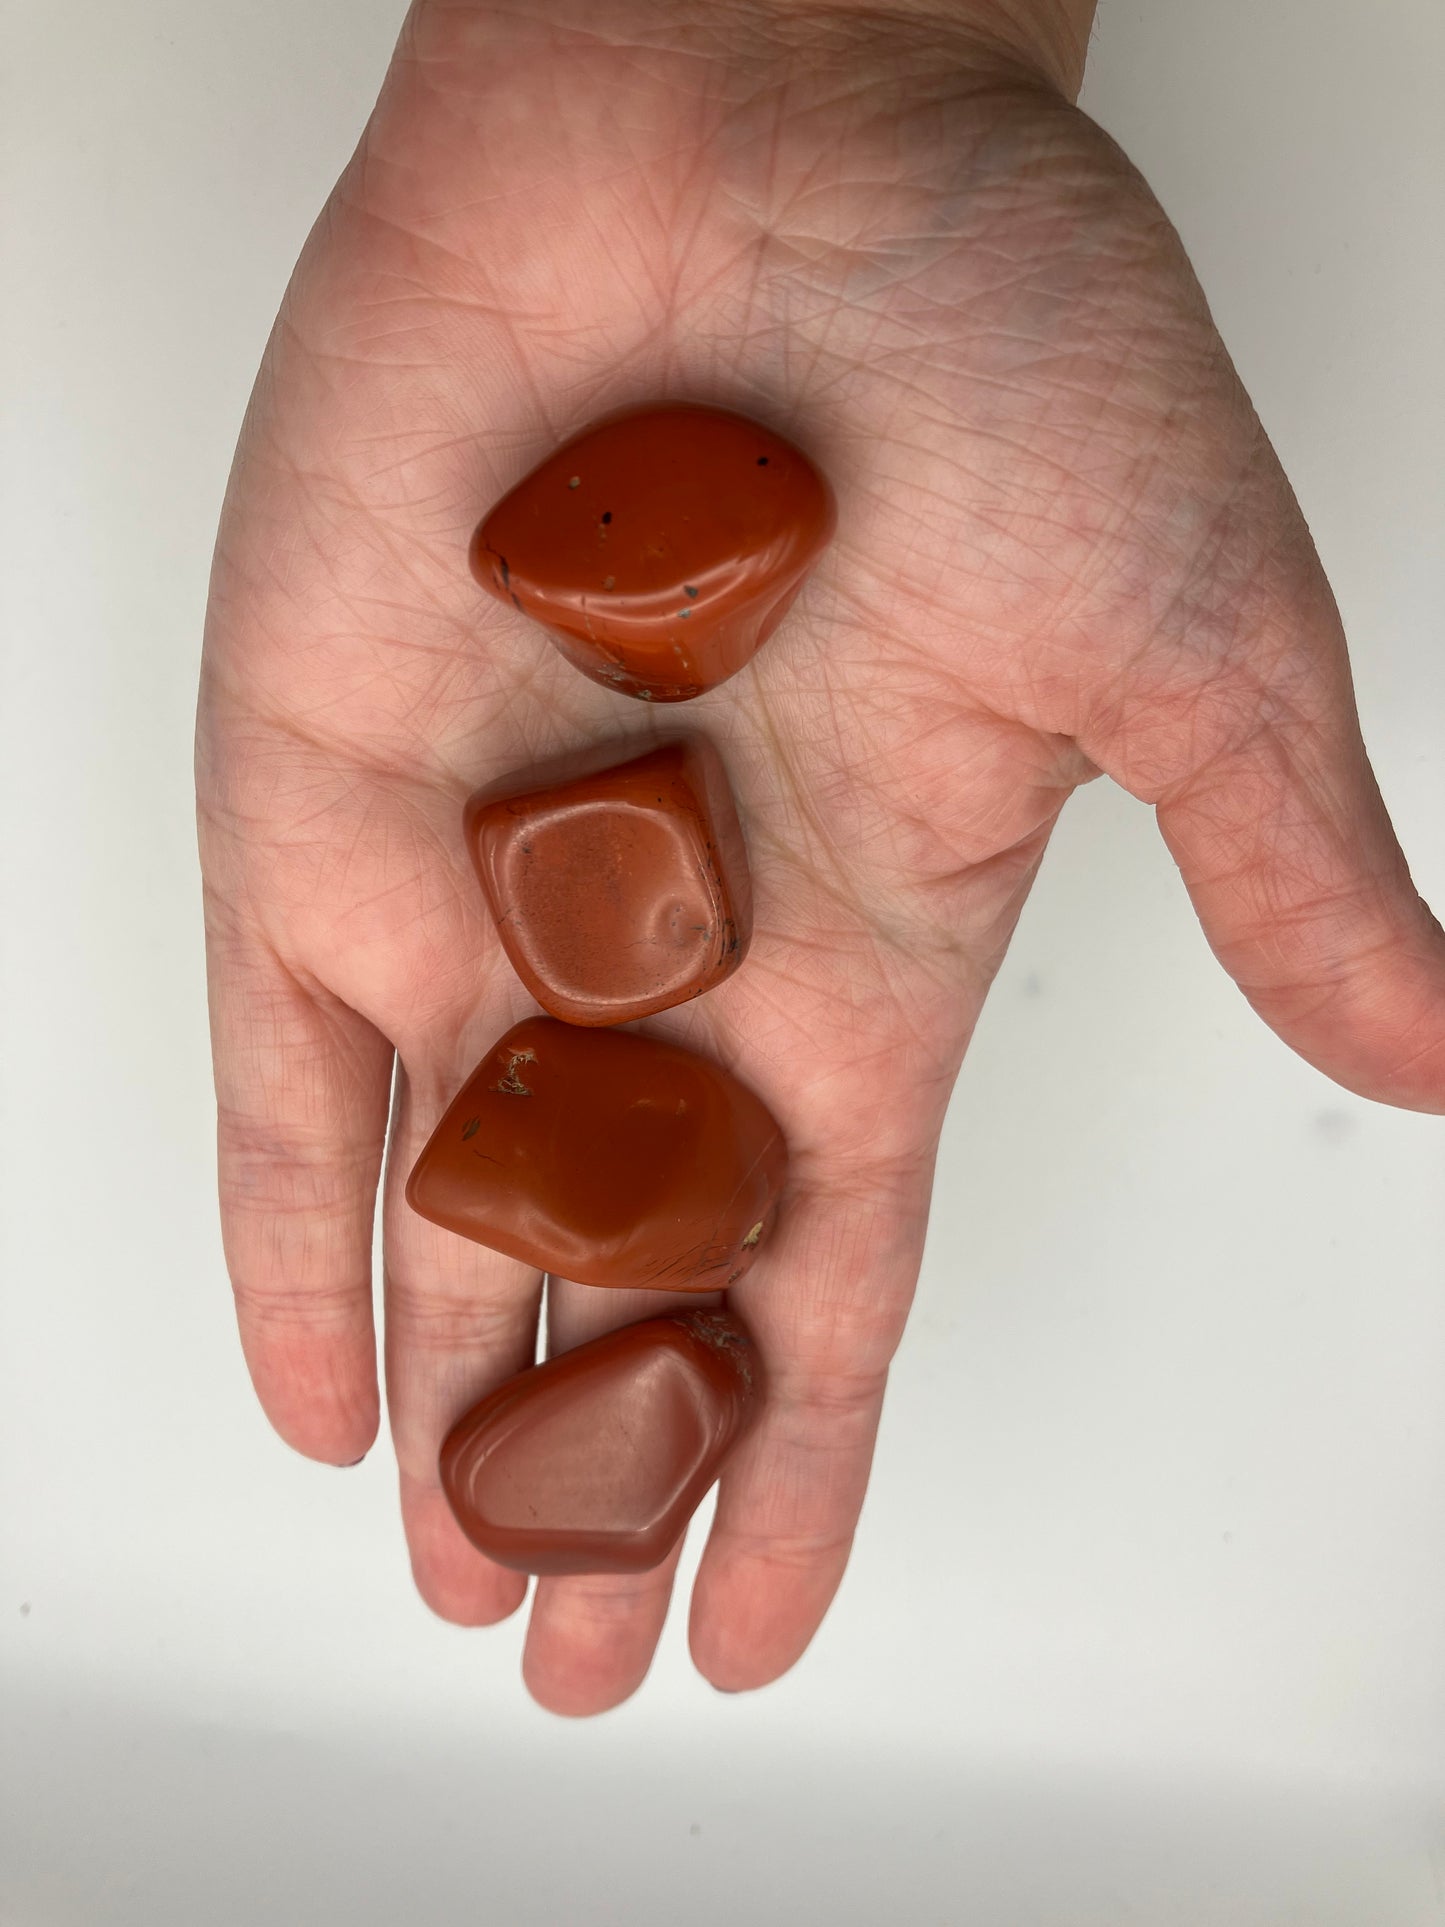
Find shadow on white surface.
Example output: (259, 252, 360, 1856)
(5, 1684, 1443, 1927)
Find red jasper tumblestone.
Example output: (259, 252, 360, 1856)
(405, 1017, 787, 1291)
(440, 1308, 761, 1575)
(465, 734, 752, 1027)
(470, 401, 835, 701)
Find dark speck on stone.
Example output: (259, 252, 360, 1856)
(602, 511, 612, 524)
(685, 585, 698, 597)
(757, 456, 769, 465)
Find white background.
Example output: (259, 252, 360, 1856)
(3, 1, 1443, 1921)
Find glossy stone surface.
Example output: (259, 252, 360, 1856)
(465, 735, 752, 1027)
(470, 401, 835, 701)
(440, 1308, 761, 1574)
(405, 1017, 787, 1290)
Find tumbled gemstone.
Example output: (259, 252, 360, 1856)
(440, 1308, 761, 1574)
(470, 401, 835, 701)
(405, 1017, 787, 1290)
(465, 734, 752, 1026)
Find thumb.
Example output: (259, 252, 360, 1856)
(1145, 595, 1445, 1111)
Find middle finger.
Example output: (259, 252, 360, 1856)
(521, 1277, 720, 1715)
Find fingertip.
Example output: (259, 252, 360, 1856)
(689, 1512, 862, 1695)
(401, 1473, 529, 1627)
(691, 1628, 757, 1693)
(291, 1420, 380, 1470)
(521, 1559, 679, 1716)
(1227, 896, 1445, 1114)
(413, 1559, 528, 1630)
(689, 1631, 804, 1697)
(1154, 711, 1445, 1115)
(520, 1648, 645, 1719)
(687, 1566, 823, 1695)
(240, 1327, 381, 1468)
(269, 1413, 380, 1468)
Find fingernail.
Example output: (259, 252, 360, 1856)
(341, 1453, 368, 1467)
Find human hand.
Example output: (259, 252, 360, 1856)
(197, 0, 1445, 1714)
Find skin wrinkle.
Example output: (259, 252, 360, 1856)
(218, 1108, 384, 1194)
(205, 924, 386, 1095)
(799, 720, 1069, 898)
(747, 689, 1063, 944)
(728, 119, 1248, 661)
(231, 1272, 376, 1328)
(387, 1290, 539, 1355)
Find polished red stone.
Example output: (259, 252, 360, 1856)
(440, 1308, 761, 1574)
(465, 734, 752, 1027)
(470, 401, 836, 701)
(405, 1017, 787, 1290)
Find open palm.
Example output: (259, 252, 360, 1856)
(198, 0, 1445, 1714)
